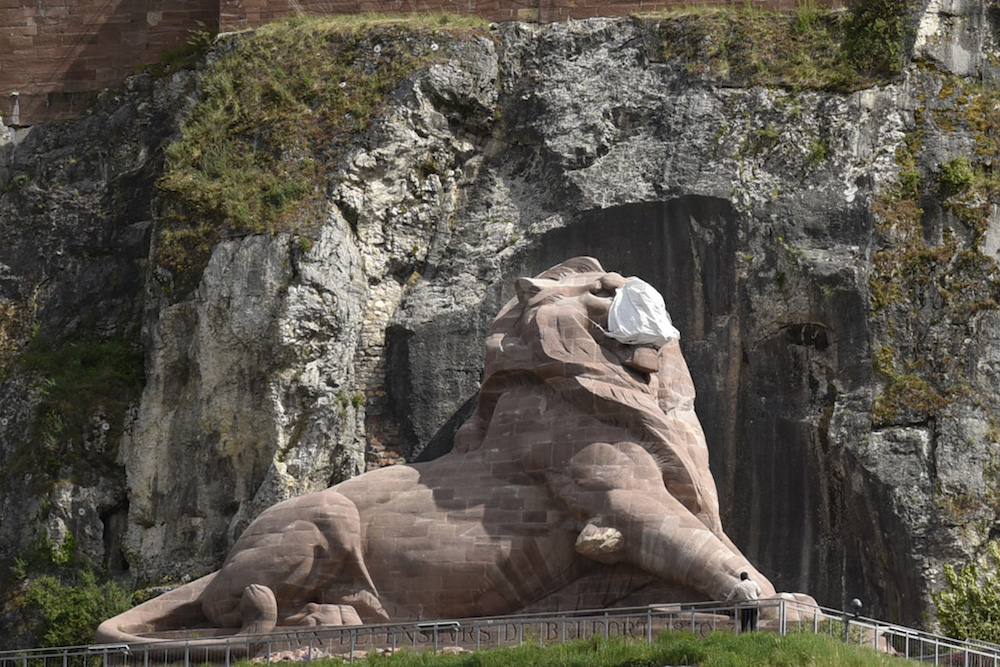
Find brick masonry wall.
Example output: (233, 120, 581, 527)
(2, 0, 842, 126)
(2, 0, 218, 126)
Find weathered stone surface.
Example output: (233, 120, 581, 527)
(4, 4, 1000, 645)
(0, 71, 195, 591)
(914, 0, 1000, 81)
(116, 34, 502, 581)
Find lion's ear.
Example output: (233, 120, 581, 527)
(515, 277, 543, 303)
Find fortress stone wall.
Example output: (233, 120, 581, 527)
(2, 0, 217, 126)
(2, 0, 839, 127)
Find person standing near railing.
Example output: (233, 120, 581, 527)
(726, 572, 762, 632)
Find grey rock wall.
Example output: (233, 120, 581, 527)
(375, 13, 1000, 626)
(2, 1, 1000, 641)
(0, 71, 193, 579)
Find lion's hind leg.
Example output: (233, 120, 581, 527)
(202, 491, 385, 631)
(199, 582, 279, 635)
(307, 495, 390, 623)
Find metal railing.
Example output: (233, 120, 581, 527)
(4, 598, 1000, 666)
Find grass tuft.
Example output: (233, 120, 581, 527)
(645, 0, 916, 92)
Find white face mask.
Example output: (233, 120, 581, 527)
(605, 278, 680, 347)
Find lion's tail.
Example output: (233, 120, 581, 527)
(94, 572, 216, 644)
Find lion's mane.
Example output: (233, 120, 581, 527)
(453, 257, 723, 535)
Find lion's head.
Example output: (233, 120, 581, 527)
(454, 257, 723, 533)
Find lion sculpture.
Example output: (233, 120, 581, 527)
(97, 257, 806, 642)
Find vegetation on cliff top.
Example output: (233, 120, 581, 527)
(155, 14, 490, 294)
(651, 0, 916, 91)
(155, 3, 920, 293)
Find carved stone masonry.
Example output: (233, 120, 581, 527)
(97, 257, 812, 642)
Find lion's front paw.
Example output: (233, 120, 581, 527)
(286, 603, 363, 627)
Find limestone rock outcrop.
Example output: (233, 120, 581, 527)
(2, 2, 1000, 644)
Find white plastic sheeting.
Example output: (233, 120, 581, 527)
(605, 278, 680, 347)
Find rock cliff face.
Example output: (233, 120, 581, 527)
(2, 1, 1000, 641)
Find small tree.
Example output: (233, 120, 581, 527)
(933, 542, 1000, 643)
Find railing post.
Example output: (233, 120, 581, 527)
(646, 607, 652, 644)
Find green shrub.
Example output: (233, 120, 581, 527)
(872, 373, 949, 422)
(792, 0, 823, 35)
(939, 156, 975, 198)
(806, 139, 828, 165)
(842, 0, 916, 76)
(22, 569, 133, 647)
(145, 20, 217, 76)
(934, 542, 1000, 643)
